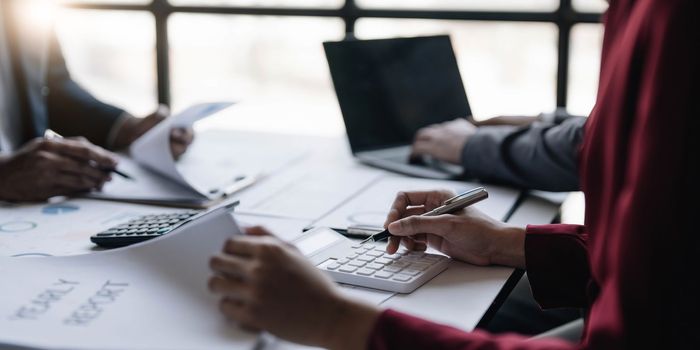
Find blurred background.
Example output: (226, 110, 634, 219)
(48, 0, 605, 136)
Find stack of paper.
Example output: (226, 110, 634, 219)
(0, 207, 259, 350)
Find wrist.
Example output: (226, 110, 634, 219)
(487, 225, 526, 269)
(110, 114, 139, 151)
(323, 295, 382, 350)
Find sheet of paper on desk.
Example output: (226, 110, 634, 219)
(0, 199, 177, 257)
(0, 207, 258, 350)
(92, 155, 206, 201)
(130, 102, 234, 198)
(93, 128, 311, 208)
(313, 176, 521, 229)
(235, 162, 385, 220)
(234, 213, 311, 242)
(176, 129, 310, 199)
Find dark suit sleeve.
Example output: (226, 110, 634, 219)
(460, 116, 586, 192)
(45, 34, 125, 148)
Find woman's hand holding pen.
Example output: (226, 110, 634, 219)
(384, 190, 527, 268)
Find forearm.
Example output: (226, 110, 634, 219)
(46, 34, 124, 147)
(324, 297, 383, 350)
(0, 154, 11, 200)
(461, 117, 585, 191)
(487, 225, 526, 269)
(368, 309, 575, 350)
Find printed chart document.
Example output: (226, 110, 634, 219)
(235, 162, 385, 220)
(0, 199, 178, 257)
(314, 176, 521, 229)
(87, 103, 235, 208)
(89, 105, 309, 208)
(0, 206, 259, 350)
(131, 102, 235, 192)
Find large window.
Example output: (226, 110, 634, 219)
(56, 0, 605, 135)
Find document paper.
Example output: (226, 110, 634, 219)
(314, 176, 521, 228)
(130, 102, 234, 198)
(0, 207, 259, 350)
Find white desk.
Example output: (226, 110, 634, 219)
(0, 129, 562, 349)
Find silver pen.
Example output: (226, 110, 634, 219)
(360, 187, 489, 243)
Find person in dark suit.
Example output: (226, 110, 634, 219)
(411, 111, 585, 192)
(0, 1, 193, 201)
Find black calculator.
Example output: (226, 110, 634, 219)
(90, 210, 202, 248)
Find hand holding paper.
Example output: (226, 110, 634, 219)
(0, 205, 259, 350)
(112, 105, 195, 159)
(129, 102, 234, 189)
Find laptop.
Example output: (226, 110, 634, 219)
(324, 35, 471, 179)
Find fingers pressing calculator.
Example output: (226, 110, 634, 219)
(295, 227, 450, 293)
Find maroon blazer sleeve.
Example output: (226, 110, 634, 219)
(525, 224, 591, 309)
(368, 310, 575, 350)
(368, 224, 591, 350)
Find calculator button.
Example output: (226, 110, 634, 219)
(392, 274, 413, 282)
(326, 263, 341, 270)
(348, 261, 366, 267)
(365, 263, 383, 270)
(401, 255, 423, 262)
(390, 261, 411, 269)
(339, 266, 358, 273)
(384, 266, 403, 273)
(345, 254, 359, 259)
(384, 254, 401, 260)
(410, 263, 431, 271)
(356, 255, 374, 262)
(351, 243, 363, 249)
(362, 244, 377, 249)
(374, 271, 394, 279)
(337, 258, 350, 264)
(401, 269, 421, 276)
(366, 251, 383, 257)
(374, 258, 392, 265)
(356, 268, 375, 276)
(355, 248, 369, 254)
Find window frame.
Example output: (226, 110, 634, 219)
(65, 0, 601, 109)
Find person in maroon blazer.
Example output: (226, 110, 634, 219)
(207, 0, 700, 348)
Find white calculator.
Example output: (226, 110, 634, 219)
(295, 227, 450, 293)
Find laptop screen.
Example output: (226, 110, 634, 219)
(324, 35, 471, 153)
